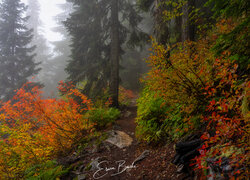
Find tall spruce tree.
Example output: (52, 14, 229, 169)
(27, 0, 53, 97)
(50, 2, 73, 89)
(64, 0, 147, 107)
(0, 0, 40, 101)
(27, 0, 41, 41)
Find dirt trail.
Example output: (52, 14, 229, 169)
(71, 102, 188, 180)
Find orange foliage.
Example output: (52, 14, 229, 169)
(144, 37, 249, 178)
(119, 86, 136, 105)
(145, 38, 214, 118)
(193, 58, 249, 178)
(0, 82, 94, 178)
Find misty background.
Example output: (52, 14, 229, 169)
(21, 0, 150, 98)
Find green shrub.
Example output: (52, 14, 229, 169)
(24, 160, 69, 180)
(136, 88, 188, 143)
(136, 88, 168, 142)
(88, 107, 120, 129)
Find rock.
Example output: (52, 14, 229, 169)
(90, 158, 100, 171)
(105, 130, 133, 148)
(133, 150, 150, 165)
(77, 174, 86, 180)
(124, 111, 132, 118)
(103, 142, 111, 152)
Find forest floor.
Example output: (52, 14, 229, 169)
(63, 99, 191, 180)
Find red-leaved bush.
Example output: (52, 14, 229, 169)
(0, 82, 94, 178)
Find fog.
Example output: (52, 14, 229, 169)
(23, 0, 72, 97)
(1, 0, 150, 100)
(26, 0, 149, 98)
(0, 1, 247, 178)
(22, 0, 65, 42)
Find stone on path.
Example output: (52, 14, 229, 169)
(105, 130, 133, 148)
(133, 150, 150, 165)
(124, 111, 132, 118)
(77, 174, 86, 180)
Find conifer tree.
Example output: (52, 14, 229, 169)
(50, 2, 73, 88)
(0, 0, 40, 101)
(65, 0, 147, 107)
(27, 0, 53, 96)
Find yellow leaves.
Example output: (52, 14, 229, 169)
(215, 18, 238, 35)
(0, 82, 95, 178)
(0, 113, 5, 121)
(161, 0, 187, 22)
(145, 39, 214, 111)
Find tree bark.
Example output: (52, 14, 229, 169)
(110, 0, 119, 108)
(182, 0, 196, 42)
(176, 16, 182, 43)
(188, 0, 195, 41)
(182, 1, 189, 42)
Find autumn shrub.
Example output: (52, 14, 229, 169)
(192, 58, 250, 178)
(119, 86, 136, 106)
(145, 39, 214, 114)
(136, 88, 190, 143)
(88, 107, 120, 129)
(0, 82, 94, 178)
(140, 32, 249, 178)
(136, 39, 215, 143)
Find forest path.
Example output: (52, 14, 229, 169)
(71, 99, 188, 180)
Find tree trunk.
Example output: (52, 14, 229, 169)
(110, 0, 119, 108)
(188, 0, 195, 41)
(182, 0, 196, 42)
(182, 1, 189, 42)
(175, 16, 182, 43)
